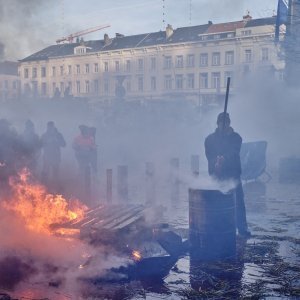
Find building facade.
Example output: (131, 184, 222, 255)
(0, 61, 20, 101)
(19, 15, 284, 104)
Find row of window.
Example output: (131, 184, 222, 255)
(24, 59, 148, 79)
(164, 48, 269, 69)
(0, 80, 19, 90)
(164, 72, 233, 90)
(196, 29, 251, 41)
(23, 48, 270, 79)
(25, 71, 235, 96)
(24, 63, 100, 79)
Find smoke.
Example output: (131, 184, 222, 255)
(0, 0, 59, 61)
(228, 72, 300, 171)
(0, 57, 299, 297)
(0, 41, 4, 61)
(0, 205, 130, 297)
(0, 256, 36, 290)
(179, 172, 238, 194)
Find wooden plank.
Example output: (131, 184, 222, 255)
(102, 205, 144, 230)
(91, 205, 144, 230)
(112, 211, 144, 230)
(57, 205, 105, 229)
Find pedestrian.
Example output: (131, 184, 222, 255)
(73, 125, 96, 205)
(20, 120, 41, 176)
(40, 121, 66, 188)
(204, 112, 251, 238)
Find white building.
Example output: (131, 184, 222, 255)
(0, 61, 20, 101)
(19, 15, 284, 104)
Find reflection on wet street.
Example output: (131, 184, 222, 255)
(126, 178, 300, 299)
(70, 178, 300, 299)
(1, 177, 299, 299)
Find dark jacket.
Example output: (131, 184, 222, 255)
(204, 127, 242, 180)
(41, 128, 66, 165)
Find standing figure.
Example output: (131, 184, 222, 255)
(41, 121, 66, 188)
(73, 125, 96, 205)
(20, 120, 41, 176)
(204, 112, 251, 238)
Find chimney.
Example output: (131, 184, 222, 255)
(115, 33, 124, 38)
(208, 20, 213, 25)
(104, 33, 110, 45)
(243, 11, 252, 21)
(166, 24, 174, 39)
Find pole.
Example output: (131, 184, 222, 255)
(223, 77, 231, 130)
(106, 169, 112, 202)
(117, 165, 128, 201)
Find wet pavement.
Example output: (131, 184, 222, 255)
(1, 174, 299, 299)
(107, 177, 300, 299)
(75, 175, 300, 299)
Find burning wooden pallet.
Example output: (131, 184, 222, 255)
(53, 204, 185, 279)
(53, 204, 146, 238)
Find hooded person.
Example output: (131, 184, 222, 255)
(204, 112, 251, 238)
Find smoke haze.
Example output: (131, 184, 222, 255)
(0, 0, 58, 61)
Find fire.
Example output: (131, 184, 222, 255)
(2, 168, 87, 235)
(132, 250, 142, 261)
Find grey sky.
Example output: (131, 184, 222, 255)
(57, 0, 278, 38)
(0, 0, 278, 60)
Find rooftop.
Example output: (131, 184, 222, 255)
(20, 16, 276, 63)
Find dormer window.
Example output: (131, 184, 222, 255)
(74, 46, 91, 55)
(241, 30, 252, 36)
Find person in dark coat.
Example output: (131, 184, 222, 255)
(204, 112, 251, 237)
(41, 121, 66, 187)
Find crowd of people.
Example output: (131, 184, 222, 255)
(0, 111, 251, 236)
(0, 118, 97, 204)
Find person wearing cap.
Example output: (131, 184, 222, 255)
(204, 112, 251, 238)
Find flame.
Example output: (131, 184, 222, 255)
(132, 250, 142, 261)
(2, 168, 87, 235)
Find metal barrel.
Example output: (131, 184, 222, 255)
(189, 189, 236, 260)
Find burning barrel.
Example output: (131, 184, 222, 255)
(189, 189, 236, 260)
